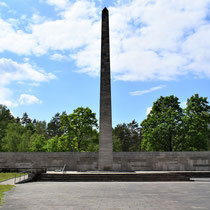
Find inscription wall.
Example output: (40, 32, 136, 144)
(0, 152, 210, 171)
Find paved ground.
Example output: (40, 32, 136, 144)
(1, 181, 210, 210)
(0, 178, 15, 185)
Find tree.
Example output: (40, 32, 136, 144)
(60, 107, 98, 151)
(18, 129, 32, 152)
(127, 120, 142, 151)
(1, 123, 25, 152)
(82, 129, 99, 152)
(0, 105, 14, 150)
(21, 112, 32, 126)
(183, 94, 210, 151)
(44, 135, 70, 152)
(113, 120, 141, 152)
(29, 134, 47, 152)
(34, 120, 48, 138)
(47, 112, 65, 138)
(113, 135, 122, 152)
(141, 95, 183, 151)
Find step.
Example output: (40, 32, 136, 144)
(36, 173, 190, 182)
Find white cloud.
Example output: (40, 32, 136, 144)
(0, 18, 45, 55)
(45, 0, 69, 9)
(0, 87, 18, 107)
(31, 13, 46, 24)
(66, 0, 210, 81)
(182, 24, 210, 78)
(146, 107, 152, 115)
(31, 1, 99, 52)
(0, 0, 210, 81)
(130, 85, 165, 96)
(0, 58, 55, 85)
(71, 37, 100, 76)
(19, 94, 42, 105)
(0, 2, 8, 8)
(17, 81, 40, 86)
(23, 57, 30, 62)
(50, 53, 68, 61)
(107, 0, 210, 81)
(0, 58, 55, 107)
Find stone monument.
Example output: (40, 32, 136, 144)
(98, 8, 113, 171)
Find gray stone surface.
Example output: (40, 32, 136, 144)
(99, 8, 113, 171)
(2, 181, 210, 209)
(1, 152, 210, 171)
(0, 178, 15, 185)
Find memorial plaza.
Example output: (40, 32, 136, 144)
(2, 180, 210, 210)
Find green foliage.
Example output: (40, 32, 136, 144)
(0, 185, 14, 205)
(18, 130, 33, 152)
(0, 106, 99, 152)
(1, 120, 47, 152)
(113, 120, 141, 152)
(82, 130, 99, 152)
(113, 135, 122, 152)
(34, 120, 48, 138)
(21, 112, 32, 126)
(141, 94, 210, 151)
(29, 134, 47, 152)
(60, 107, 98, 151)
(0, 105, 14, 151)
(0, 95, 209, 153)
(0, 173, 21, 182)
(183, 94, 210, 151)
(47, 112, 65, 138)
(1, 123, 25, 152)
(44, 136, 67, 152)
(141, 95, 183, 151)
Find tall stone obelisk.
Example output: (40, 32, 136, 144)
(98, 8, 113, 171)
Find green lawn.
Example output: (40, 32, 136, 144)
(0, 173, 19, 182)
(0, 185, 14, 205)
(0, 173, 27, 182)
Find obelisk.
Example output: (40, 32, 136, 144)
(98, 8, 113, 171)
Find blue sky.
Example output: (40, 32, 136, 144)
(0, 0, 210, 126)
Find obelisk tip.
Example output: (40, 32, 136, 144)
(102, 7, 108, 12)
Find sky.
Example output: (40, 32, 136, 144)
(0, 0, 210, 126)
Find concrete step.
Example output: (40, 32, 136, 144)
(178, 172, 210, 178)
(36, 173, 191, 182)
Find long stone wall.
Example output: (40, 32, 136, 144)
(0, 152, 210, 171)
(113, 152, 210, 171)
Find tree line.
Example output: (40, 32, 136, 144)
(141, 94, 210, 151)
(0, 106, 141, 152)
(0, 94, 209, 152)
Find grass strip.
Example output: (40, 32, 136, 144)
(0, 185, 14, 205)
(0, 173, 26, 182)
